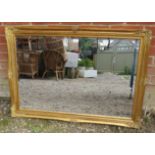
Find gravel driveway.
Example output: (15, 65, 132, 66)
(19, 73, 133, 117)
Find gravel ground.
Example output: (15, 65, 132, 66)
(19, 73, 133, 117)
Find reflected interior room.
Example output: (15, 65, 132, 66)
(16, 36, 140, 117)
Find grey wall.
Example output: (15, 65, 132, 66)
(94, 51, 138, 73)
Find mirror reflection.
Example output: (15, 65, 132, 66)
(16, 36, 140, 117)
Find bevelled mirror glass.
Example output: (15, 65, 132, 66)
(16, 36, 139, 117)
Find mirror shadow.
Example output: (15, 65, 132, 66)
(16, 36, 140, 117)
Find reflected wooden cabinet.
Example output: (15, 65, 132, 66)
(17, 51, 40, 78)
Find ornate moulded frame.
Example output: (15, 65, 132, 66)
(5, 25, 151, 128)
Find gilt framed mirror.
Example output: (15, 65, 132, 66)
(5, 26, 151, 128)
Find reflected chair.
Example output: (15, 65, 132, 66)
(42, 50, 65, 80)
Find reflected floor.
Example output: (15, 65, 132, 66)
(19, 73, 133, 117)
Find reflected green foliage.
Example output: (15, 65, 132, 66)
(79, 38, 95, 51)
(78, 58, 94, 68)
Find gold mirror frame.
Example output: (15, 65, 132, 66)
(5, 25, 151, 128)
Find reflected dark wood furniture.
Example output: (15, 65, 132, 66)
(42, 38, 66, 80)
(17, 51, 40, 79)
(42, 50, 65, 80)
